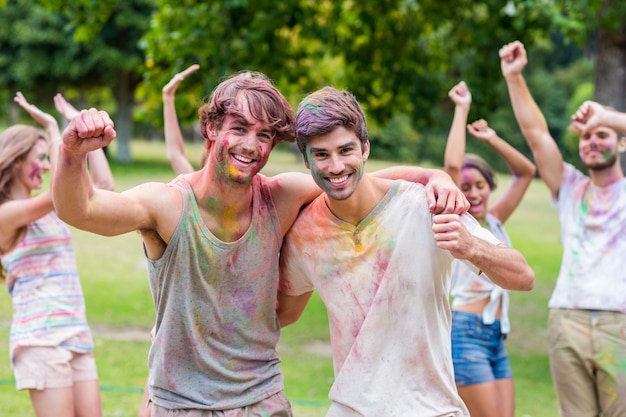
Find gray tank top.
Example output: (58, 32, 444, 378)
(146, 175, 284, 410)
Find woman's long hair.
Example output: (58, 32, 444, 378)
(0, 125, 47, 279)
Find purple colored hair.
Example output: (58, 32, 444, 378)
(463, 153, 497, 190)
(295, 86, 368, 155)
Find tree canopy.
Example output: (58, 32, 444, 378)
(2, 0, 625, 167)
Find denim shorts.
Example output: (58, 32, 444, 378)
(451, 310, 513, 386)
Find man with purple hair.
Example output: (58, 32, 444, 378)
(277, 86, 535, 416)
(52, 72, 469, 416)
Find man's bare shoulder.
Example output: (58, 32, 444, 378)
(261, 172, 316, 198)
(120, 180, 183, 222)
(127, 180, 183, 246)
(121, 180, 179, 199)
(260, 172, 321, 236)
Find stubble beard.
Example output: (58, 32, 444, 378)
(583, 153, 618, 172)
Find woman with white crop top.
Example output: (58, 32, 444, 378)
(444, 81, 536, 417)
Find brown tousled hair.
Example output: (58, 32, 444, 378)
(198, 71, 295, 148)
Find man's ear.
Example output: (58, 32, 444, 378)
(362, 140, 370, 161)
(618, 135, 626, 153)
(205, 121, 218, 143)
(303, 152, 311, 170)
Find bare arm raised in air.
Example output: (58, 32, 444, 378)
(54, 93, 114, 191)
(163, 64, 201, 175)
(467, 119, 535, 223)
(571, 100, 626, 135)
(1, 93, 60, 238)
(444, 81, 472, 185)
(500, 40, 562, 197)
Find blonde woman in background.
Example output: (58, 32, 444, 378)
(0, 92, 113, 417)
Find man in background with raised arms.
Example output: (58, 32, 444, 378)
(501, 40, 626, 417)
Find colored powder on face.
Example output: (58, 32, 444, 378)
(227, 164, 239, 177)
(28, 165, 39, 180)
(355, 162, 364, 181)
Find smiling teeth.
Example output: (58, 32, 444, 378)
(329, 175, 348, 184)
(233, 154, 252, 163)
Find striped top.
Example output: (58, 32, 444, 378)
(1, 211, 93, 364)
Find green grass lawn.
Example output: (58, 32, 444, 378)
(0, 139, 562, 416)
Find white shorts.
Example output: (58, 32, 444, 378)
(13, 346, 98, 391)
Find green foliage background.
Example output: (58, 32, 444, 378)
(1, 0, 619, 169)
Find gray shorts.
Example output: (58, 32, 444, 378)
(151, 391, 293, 417)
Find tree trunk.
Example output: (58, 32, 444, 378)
(592, 4, 626, 172)
(112, 70, 136, 162)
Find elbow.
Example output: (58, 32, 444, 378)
(53, 197, 92, 232)
(54, 205, 82, 227)
(520, 163, 537, 179)
(517, 267, 535, 291)
(278, 314, 297, 328)
(94, 179, 115, 192)
(515, 162, 536, 180)
(277, 304, 302, 328)
(444, 165, 461, 178)
(166, 151, 178, 165)
(525, 269, 535, 291)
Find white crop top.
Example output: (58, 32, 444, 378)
(450, 214, 511, 333)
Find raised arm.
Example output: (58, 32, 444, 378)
(52, 109, 161, 237)
(13, 92, 61, 199)
(14, 92, 61, 197)
(14, 92, 60, 143)
(500, 40, 562, 197)
(0, 93, 60, 237)
(571, 100, 626, 134)
(53, 93, 115, 191)
(163, 64, 200, 175)
(432, 213, 534, 291)
(444, 81, 472, 186)
(86, 149, 114, 191)
(372, 166, 469, 214)
(54, 93, 80, 121)
(467, 119, 535, 223)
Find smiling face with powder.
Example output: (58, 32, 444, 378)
(0, 125, 49, 203)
